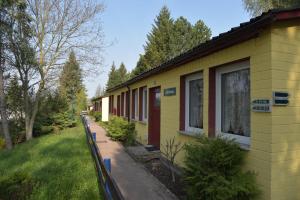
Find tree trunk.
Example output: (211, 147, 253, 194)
(0, 58, 12, 150)
(25, 81, 43, 141)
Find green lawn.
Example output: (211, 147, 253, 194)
(0, 124, 103, 200)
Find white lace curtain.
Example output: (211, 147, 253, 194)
(221, 69, 250, 137)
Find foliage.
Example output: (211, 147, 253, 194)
(94, 84, 106, 97)
(132, 6, 211, 76)
(243, 0, 300, 16)
(0, 171, 36, 200)
(106, 62, 130, 89)
(184, 136, 260, 200)
(59, 51, 87, 119)
(0, 138, 5, 149)
(0, 125, 102, 199)
(161, 137, 184, 183)
(105, 116, 136, 146)
(33, 91, 75, 136)
(90, 111, 102, 122)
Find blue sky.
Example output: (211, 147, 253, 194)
(85, 0, 251, 98)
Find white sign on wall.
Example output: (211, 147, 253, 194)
(101, 97, 109, 122)
(252, 99, 272, 112)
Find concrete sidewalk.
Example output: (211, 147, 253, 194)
(87, 118, 178, 200)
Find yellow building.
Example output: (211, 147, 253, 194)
(105, 8, 300, 199)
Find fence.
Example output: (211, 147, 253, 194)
(81, 115, 124, 200)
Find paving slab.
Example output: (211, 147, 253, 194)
(87, 117, 178, 200)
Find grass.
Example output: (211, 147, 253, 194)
(0, 124, 103, 200)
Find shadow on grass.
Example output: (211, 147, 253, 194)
(0, 128, 100, 200)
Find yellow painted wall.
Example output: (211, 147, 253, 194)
(269, 20, 300, 200)
(107, 20, 300, 199)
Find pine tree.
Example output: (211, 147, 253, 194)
(192, 20, 211, 47)
(117, 62, 129, 82)
(59, 51, 86, 119)
(133, 6, 174, 76)
(170, 16, 193, 57)
(132, 6, 211, 77)
(106, 62, 118, 89)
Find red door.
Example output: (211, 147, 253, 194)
(148, 87, 161, 149)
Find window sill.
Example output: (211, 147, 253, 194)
(138, 120, 147, 125)
(237, 142, 250, 151)
(177, 130, 202, 138)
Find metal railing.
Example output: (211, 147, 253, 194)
(81, 115, 124, 200)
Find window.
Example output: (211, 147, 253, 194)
(185, 73, 203, 133)
(132, 89, 139, 120)
(216, 61, 250, 145)
(142, 87, 148, 121)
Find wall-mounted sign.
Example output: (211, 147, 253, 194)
(273, 91, 289, 106)
(252, 99, 272, 112)
(164, 87, 176, 96)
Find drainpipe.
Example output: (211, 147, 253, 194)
(126, 85, 130, 122)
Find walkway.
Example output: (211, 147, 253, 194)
(87, 118, 178, 200)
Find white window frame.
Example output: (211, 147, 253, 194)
(134, 90, 139, 120)
(123, 93, 126, 117)
(142, 87, 148, 122)
(215, 61, 250, 146)
(185, 73, 203, 133)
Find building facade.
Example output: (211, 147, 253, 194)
(105, 8, 300, 199)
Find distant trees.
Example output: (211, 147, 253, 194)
(0, 0, 105, 148)
(94, 84, 106, 97)
(243, 0, 300, 16)
(106, 62, 130, 90)
(59, 51, 87, 119)
(132, 6, 211, 76)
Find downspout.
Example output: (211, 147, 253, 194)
(126, 85, 130, 122)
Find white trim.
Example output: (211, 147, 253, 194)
(185, 72, 203, 133)
(142, 87, 148, 122)
(134, 90, 139, 120)
(215, 60, 250, 145)
(123, 93, 126, 117)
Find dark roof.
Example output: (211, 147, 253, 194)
(91, 96, 103, 101)
(107, 7, 300, 92)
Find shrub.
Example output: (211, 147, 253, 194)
(106, 116, 136, 146)
(51, 112, 77, 130)
(0, 171, 36, 200)
(0, 138, 5, 149)
(93, 112, 102, 122)
(184, 136, 260, 200)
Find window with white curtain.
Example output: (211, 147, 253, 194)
(142, 87, 148, 121)
(216, 61, 250, 145)
(185, 73, 203, 133)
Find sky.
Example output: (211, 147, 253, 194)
(85, 0, 251, 98)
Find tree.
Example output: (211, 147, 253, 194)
(135, 6, 174, 76)
(0, 0, 25, 149)
(106, 62, 118, 89)
(106, 62, 130, 89)
(117, 62, 129, 83)
(243, 0, 300, 16)
(192, 20, 211, 47)
(6, 75, 24, 124)
(59, 51, 86, 119)
(4, 0, 39, 141)
(132, 6, 211, 76)
(170, 16, 193, 57)
(18, 0, 105, 140)
(94, 84, 105, 97)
